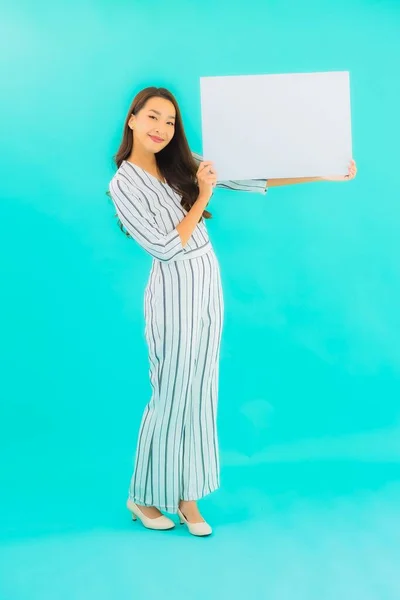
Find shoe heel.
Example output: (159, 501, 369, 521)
(127, 500, 175, 530)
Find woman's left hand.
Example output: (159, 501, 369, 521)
(321, 159, 357, 182)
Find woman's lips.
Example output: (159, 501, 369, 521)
(149, 135, 164, 143)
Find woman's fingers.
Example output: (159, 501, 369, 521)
(345, 159, 357, 180)
(197, 161, 215, 175)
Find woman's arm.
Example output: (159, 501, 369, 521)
(269, 160, 357, 185)
(267, 176, 322, 187)
(191, 153, 357, 190)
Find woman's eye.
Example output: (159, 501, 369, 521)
(149, 115, 174, 126)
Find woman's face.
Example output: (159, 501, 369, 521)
(129, 97, 176, 153)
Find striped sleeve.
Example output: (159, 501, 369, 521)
(109, 177, 185, 263)
(191, 151, 268, 195)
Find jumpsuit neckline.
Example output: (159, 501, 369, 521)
(123, 160, 167, 186)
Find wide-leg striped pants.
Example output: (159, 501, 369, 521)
(127, 247, 224, 513)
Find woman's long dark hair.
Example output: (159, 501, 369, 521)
(107, 87, 212, 237)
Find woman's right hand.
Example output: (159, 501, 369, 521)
(196, 161, 218, 202)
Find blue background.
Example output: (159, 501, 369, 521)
(1, 0, 399, 598)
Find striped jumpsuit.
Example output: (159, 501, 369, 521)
(109, 155, 268, 513)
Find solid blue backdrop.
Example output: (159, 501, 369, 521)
(1, 1, 399, 598)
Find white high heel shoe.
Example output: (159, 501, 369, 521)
(177, 508, 213, 537)
(126, 499, 175, 530)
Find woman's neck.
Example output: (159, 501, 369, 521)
(127, 148, 158, 172)
(127, 151, 165, 183)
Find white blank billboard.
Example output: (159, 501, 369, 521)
(200, 71, 353, 180)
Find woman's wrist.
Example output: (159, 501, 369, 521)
(197, 194, 211, 207)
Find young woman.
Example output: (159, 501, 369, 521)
(108, 86, 357, 537)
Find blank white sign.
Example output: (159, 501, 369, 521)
(200, 71, 353, 180)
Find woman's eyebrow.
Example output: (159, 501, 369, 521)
(148, 109, 176, 119)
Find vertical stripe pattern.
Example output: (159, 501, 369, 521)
(129, 249, 224, 513)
